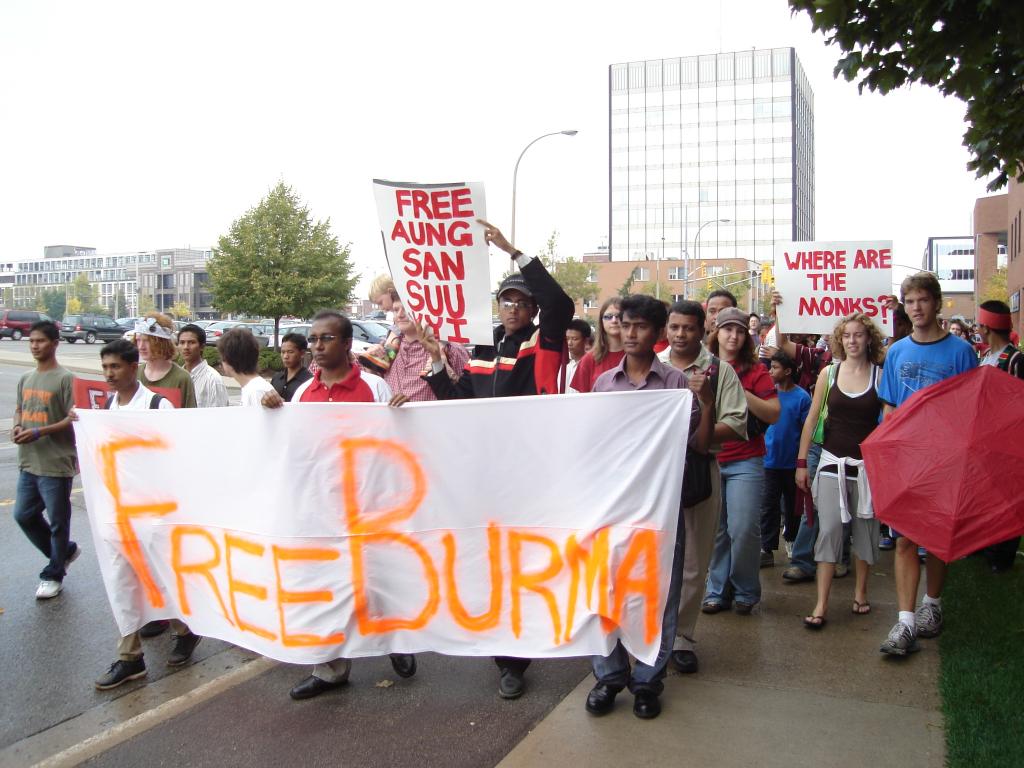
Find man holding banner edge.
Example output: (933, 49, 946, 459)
(421, 218, 575, 699)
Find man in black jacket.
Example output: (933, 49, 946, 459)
(421, 218, 574, 699)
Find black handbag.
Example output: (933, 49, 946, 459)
(682, 450, 713, 507)
(681, 356, 721, 508)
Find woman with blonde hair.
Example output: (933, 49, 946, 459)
(135, 313, 197, 408)
(570, 296, 623, 393)
(795, 312, 886, 628)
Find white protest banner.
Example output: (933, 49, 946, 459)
(373, 179, 492, 346)
(774, 240, 894, 336)
(74, 390, 691, 665)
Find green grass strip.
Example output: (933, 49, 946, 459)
(940, 556, 1024, 767)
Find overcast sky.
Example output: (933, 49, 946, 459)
(0, 0, 996, 292)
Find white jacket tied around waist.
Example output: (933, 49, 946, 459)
(812, 448, 874, 524)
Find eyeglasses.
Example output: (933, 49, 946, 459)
(501, 300, 533, 311)
(307, 334, 339, 345)
(602, 313, 621, 321)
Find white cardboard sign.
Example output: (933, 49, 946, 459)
(774, 240, 894, 336)
(374, 179, 492, 346)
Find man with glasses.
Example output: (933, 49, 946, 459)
(260, 309, 416, 699)
(421, 218, 574, 699)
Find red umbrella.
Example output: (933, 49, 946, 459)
(862, 366, 1024, 563)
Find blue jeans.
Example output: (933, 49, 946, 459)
(789, 443, 822, 575)
(592, 509, 685, 696)
(14, 471, 75, 582)
(704, 456, 764, 606)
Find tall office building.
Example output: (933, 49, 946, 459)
(609, 47, 815, 268)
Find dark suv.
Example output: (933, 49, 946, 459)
(0, 309, 59, 340)
(60, 314, 127, 344)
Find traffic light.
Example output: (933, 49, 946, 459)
(760, 262, 774, 286)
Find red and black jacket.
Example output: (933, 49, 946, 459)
(425, 257, 574, 400)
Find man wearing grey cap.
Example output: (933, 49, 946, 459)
(421, 218, 574, 699)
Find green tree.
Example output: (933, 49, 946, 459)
(170, 300, 192, 320)
(40, 288, 66, 319)
(980, 266, 1008, 303)
(112, 288, 128, 318)
(617, 273, 636, 297)
(139, 293, 156, 316)
(633, 279, 675, 302)
(537, 231, 597, 311)
(209, 182, 356, 349)
(2, 287, 13, 307)
(69, 272, 104, 314)
(67, 297, 83, 314)
(790, 0, 1024, 191)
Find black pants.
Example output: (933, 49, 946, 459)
(494, 657, 531, 675)
(760, 467, 798, 552)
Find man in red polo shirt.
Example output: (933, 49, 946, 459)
(261, 309, 414, 699)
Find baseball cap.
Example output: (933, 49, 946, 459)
(714, 307, 748, 330)
(496, 273, 533, 300)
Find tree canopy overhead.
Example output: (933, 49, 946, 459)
(209, 182, 357, 345)
(789, 0, 1024, 191)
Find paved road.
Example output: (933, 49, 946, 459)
(0, 357, 588, 767)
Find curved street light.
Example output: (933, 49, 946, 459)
(687, 218, 731, 298)
(511, 130, 578, 245)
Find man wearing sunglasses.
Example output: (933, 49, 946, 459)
(260, 309, 416, 699)
(420, 218, 574, 700)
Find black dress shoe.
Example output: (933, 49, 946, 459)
(633, 690, 662, 719)
(670, 649, 699, 674)
(498, 667, 525, 699)
(289, 675, 347, 700)
(389, 653, 417, 678)
(585, 683, 620, 715)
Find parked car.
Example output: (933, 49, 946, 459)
(61, 314, 130, 344)
(203, 321, 245, 346)
(277, 321, 376, 353)
(0, 309, 59, 340)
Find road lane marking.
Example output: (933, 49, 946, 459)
(0, 650, 275, 768)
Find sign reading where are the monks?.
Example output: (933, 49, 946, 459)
(374, 179, 492, 347)
(74, 389, 692, 665)
(773, 240, 895, 336)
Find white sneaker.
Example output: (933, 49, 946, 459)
(35, 579, 63, 599)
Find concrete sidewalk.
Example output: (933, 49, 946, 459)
(499, 551, 944, 768)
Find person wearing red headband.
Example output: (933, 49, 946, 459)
(977, 301, 1023, 377)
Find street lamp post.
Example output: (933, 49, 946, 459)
(510, 130, 578, 246)
(689, 218, 731, 298)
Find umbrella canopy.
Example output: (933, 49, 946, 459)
(862, 365, 1024, 562)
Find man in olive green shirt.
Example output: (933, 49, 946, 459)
(660, 300, 748, 673)
(13, 320, 79, 600)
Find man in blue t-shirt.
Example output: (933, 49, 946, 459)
(760, 351, 811, 566)
(877, 273, 977, 657)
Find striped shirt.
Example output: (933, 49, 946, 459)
(188, 360, 229, 408)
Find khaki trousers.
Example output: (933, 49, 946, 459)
(117, 619, 191, 661)
(674, 462, 723, 651)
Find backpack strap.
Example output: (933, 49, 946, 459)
(707, 354, 721, 398)
(149, 393, 165, 409)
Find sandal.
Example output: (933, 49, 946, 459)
(852, 600, 872, 615)
(803, 615, 827, 630)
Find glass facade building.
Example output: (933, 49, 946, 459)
(609, 47, 815, 264)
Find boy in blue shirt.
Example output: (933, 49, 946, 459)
(760, 351, 811, 567)
(878, 273, 977, 656)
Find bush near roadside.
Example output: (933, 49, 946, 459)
(176, 347, 282, 377)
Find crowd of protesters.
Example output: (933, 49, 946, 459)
(11, 219, 1023, 719)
